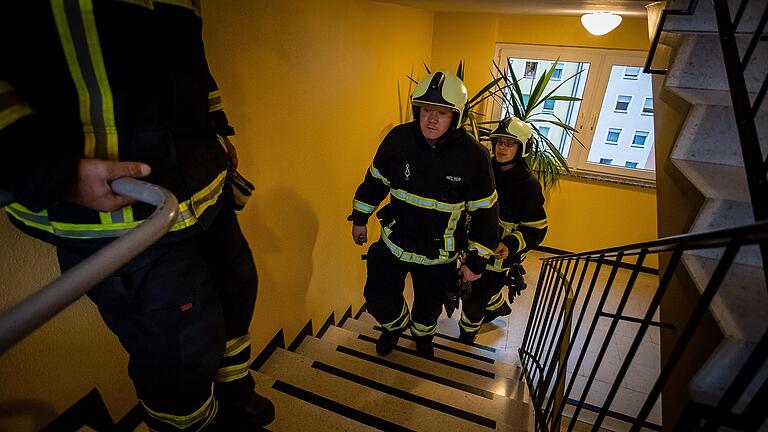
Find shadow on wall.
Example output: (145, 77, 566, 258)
(241, 185, 320, 336)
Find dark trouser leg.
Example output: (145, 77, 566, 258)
(363, 241, 411, 332)
(409, 261, 455, 338)
(57, 238, 225, 432)
(199, 209, 258, 402)
(460, 270, 506, 333)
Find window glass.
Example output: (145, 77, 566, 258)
(606, 128, 621, 143)
(615, 95, 632, 113)
(623, 66, 641, 79)
(543, 100, 556, 111)
(632, 131, 649, 147)
(625, 161, 639, 168)
(599, 158, 613, 165)
(642, 97, 654, 115)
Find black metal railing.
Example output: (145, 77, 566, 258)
(519, 221, 768, 432)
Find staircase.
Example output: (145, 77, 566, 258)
(651, 0, 768, 418)
(251, 309, 531, 431)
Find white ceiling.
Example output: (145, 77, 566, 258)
(375, 0, 655, 18)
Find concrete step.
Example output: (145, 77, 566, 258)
(295, 334, 528, 430)
(687, 199, 760, 266)
(664, 0, 766, 34)
(671, 104, 768, 168)
(318, 324, 525, 402)
(258, 347, 520, 431)
(341, 317, 523, 382)
(682, 251, 767, 342)
(665, 33, 767, 107)
(670, 158, 750, 200)
(690, 338, 768, 420)
(251, 370, 377, 431)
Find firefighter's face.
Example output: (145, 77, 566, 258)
(494, 138, 519, 163)
(419, 105, 453, 140)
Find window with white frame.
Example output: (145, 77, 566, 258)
(614, 95, 632, 113)
(642, 97, 654, 115)
(606, 128, 622, 144)
(625, 161, 639, 168)
(524, 61, 537, 78)
(490, 44, 656, 183)
(542, 99, 556, 112)
(632, 130, 649, 148)
(623, 66, 641, 80)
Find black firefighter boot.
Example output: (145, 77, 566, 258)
(458, 327, 478, 344)
(376, 328, 403, 355)
(414, 334, 435, 357)
(484, 300, 512, 323)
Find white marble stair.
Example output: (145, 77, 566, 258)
(664, 0, 766, 34)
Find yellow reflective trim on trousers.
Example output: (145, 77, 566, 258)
(208, 90, 223, 112)
(390, 189, 465, 212)
(486, 290, 506, 311)
(467, 190, 498, 211)
(224, 335, 250, 357)
(353, 199, 376, 214)
(4, 171, 226, 238)
(519, 218, 549, 229)
(381, 226, 457, 265)
(52, 0, 94, 157)
(215, 361, 250, 383)
(511, 230, 526, 253)
(460, 311, 482, 331)
(410, 321, 436, 337)
(0, 104, 33, 130)
(80, 0, 119, 160)
(468, 240, 494, 258)
(381, 302, 409, 331)
(369, 164, 390, 186)
(141, 385, 215, 429)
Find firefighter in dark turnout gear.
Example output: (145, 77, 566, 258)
(459, 117, 548, 343)
(349, 71, 499, 357)
(1, 2, 273, 430)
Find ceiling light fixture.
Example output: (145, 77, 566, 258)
(581, 12, 623, 36)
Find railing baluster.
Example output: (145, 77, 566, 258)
(593, 249, 680, 430)
(629, 242, 741, 432)
(732, 0, 750, 33)
(521, 260, 552, 376)
(529, 259, 567, 383)
(565, 252, 625, 432)
(524, 260, 558, 377)
(754, 76, 767, 119)
(739, 4, 768, 73)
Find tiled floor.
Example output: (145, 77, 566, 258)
(404, 250, 663, 431)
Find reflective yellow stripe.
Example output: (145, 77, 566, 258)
(114, 0, 154, 8)
(208, 90, 223, 112)
(224, 335, 250, 357)
(381, 226, 457, 265)
(215, 361, 250, 383)
(390, 188, 465, 212)
(499, 220, 518, 236)
(154, 0, 201, 16)
(410, 320, 437, 337)
(468, 240, 494, 258)
(486, 257, 510, 273)
(460, 311, 482, 332)
(0, 82, 33, 129)
(141, 385, 216, 429)
(123, 206, 135, 223)
(511, 231, 526, 253)
(369, 164, 390, 186)
(519, 218, 548, 229)
(5, 171, 226, 238)
(467, 190, 498, 211)
(443, 209, 462, 252)
(486, 290, 506, 311)
(381, 302, 409, 331)
(353, 199, 376, 214)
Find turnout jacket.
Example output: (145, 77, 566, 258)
(0, 0, 232, 245)
(350, 121, 499, 275)
(486, 160, 548, 273)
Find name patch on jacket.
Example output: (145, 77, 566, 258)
(445, 175, 462, 182)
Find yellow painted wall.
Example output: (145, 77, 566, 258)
(0, 1, 433, 429)
(431, 12, 659, 259)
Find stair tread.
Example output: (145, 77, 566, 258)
(252, 370, 378, 432)
(318, 325, 525, 400)
(670, 158, 750, 201)
(341, 317, 522, 380)
(295, 332, 529, 428)
(259, 347, 510, 431)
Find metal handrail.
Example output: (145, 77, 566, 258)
(0, 178, 178, 354)
(519, 220, 768, 432)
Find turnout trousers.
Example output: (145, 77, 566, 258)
(363, 240, 456, 338)
(56, 208, 257, 431)
(459, 270, 507, 333)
